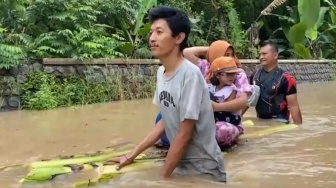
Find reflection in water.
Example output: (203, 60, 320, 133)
(1, 82, 336, 188)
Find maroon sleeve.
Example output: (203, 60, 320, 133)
(280, 72, 297, 95)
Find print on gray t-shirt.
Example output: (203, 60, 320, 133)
(153, 59, 226, 182)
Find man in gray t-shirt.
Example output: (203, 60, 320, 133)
(111, 6, 226, 183)
(153, 61, 226, 182)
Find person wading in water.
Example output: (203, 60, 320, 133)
(155, 40, 252, 149)
(242, 42, 302, 125)
(110, 6, 227, 183)
(207, 56, 245, 150)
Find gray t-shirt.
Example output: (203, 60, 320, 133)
(153, 59, 226, 182)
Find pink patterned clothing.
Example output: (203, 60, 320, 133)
(198, 59, 210, 78)
(215, 121, 241, 146)
(198, 59, 252, 146)
(208, 84, 241, 145)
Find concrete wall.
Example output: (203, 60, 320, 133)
(1, 58, 336, 111)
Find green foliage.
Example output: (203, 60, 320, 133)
(0, 0, 263, 68)
(0, 26, 26, 69)
(0, 0, 334, 70)
(0, 76, 19, 96)
(23, 0, 127, 59)
(264, 0, 336, 59)
(20, 67, 156, 110)
(288, 22, 308, 45)
(20, 72, 58, 110)
(298, 0, 320, 28)
(1, 0, 336, 111)
(117, 0, 157, 57)
(0, 0, 142, 69)
(227, 8, 253, 58)
(298, 0, 320, 40)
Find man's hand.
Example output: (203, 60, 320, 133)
(107, 155, 133, 171)
(109, 119, 165, 171)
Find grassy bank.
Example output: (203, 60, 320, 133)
(0, 65, 156, 110)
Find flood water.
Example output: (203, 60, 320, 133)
(1, 81, 336, 188)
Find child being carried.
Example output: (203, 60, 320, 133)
(208, 57, 243, 147)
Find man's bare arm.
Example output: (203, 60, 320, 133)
(286, 94, 302, 125)
(162, 119, 195, 178)
(127, 119, 165, 160)
(281, 73, 302, 125)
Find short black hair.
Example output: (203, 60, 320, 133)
(210, 76, 220, 86)
(261, 41, 278, 52)
(149, 6, 191, 51)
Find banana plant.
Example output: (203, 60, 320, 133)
(117, 0, 157, 57)
(267, 0, 336, 59)
(289, 0, 336, 59)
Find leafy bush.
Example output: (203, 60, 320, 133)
(0, 0, 261, 70)
(20, 67, 156, 110)
(0, 26, 26, 69)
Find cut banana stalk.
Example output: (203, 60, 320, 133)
(21, 120, 278, 182)
(21, 153, 165, 183)
(1, 143, 132, 171)
(73, 160, 161, 187)
(7, 121, 254, 172)
(20, 120, 299, 187)
(22, 162, 104, 183)
(29, 150, 132, 169)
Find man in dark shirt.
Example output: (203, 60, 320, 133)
(242, 42, 302, 125)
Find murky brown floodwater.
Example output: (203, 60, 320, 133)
(1, 81, 336, 188)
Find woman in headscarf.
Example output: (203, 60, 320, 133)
(183, 40, 252, 147)
(183, 40, 251, 111)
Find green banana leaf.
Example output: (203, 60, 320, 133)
(288, 22, 307, 45)
(293, 43, 312, 59)
(298, 0, 320, 28)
